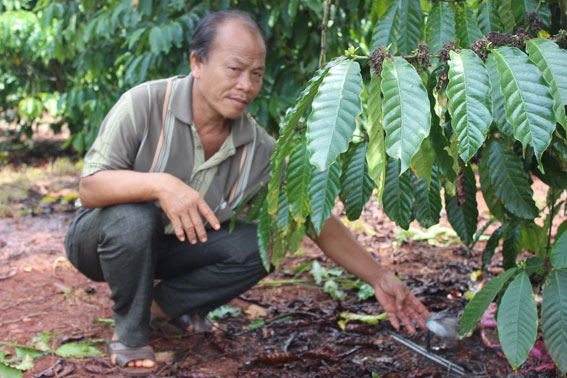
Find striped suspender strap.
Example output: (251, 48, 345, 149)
(149, 78, 173, 173)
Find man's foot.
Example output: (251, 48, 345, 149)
(107, 333, 156, 377)
(150, 300, 226, 335)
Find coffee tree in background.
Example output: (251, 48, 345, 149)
(0, 0, 380, 152)
(249, 0, 567, 374)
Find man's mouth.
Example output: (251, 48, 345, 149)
(229, 97, 248, 107)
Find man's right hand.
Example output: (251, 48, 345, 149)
(157, 174, 220, 244)
(79, 170, 220, 244)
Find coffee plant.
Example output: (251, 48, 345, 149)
(250, 0, 567, 373)
(2, 0, 567, 373)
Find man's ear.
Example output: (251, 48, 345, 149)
(190, 52, 203, 78)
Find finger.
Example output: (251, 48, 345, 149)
(198, 201, 220, 230)
(387, 311, 400, 331)
(407, 294, 431, 325)
(398, 311, 416, 334)
(171, 217, 186, 242)
(188, 208, 208, 243)
(181, 213, 197, 244)
(406, 305, 427, 330)
(395, 286, 409, 312)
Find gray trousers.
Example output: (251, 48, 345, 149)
(64, 202, 267, 347)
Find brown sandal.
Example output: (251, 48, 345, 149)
(106, 338, 156, 377)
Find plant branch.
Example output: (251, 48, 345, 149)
(319, 0, 332, 68)
(546, 188, 556, 256)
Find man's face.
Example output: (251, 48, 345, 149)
(191, 20, 266, 120)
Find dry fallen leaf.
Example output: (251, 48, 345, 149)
(245, 304, 267, 319)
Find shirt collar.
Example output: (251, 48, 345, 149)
(170, 73, 255, 148)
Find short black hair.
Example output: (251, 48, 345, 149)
(190, 10, 266, 60)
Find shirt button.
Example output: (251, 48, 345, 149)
(197, 146, 202, 150)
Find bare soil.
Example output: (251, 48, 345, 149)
(0, 137, 564, 377)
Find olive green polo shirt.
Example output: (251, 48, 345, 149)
(82, 74, 275, 232)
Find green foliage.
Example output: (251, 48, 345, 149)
(446, 49, 492, 164)
(445, 165, 478, 246)
(487, 140, 539, 219)
(339, 141, 374, 221)
(493, 47, 556, 171)
(541, 269, 567, 372)
(551, 232, 567, 269)
(425, 1, 455, 54)
(383, 158, 414, 230)
(380, 56, 430, 173)
(459, 268, 517, 336)
(306, 59, 363, 171)
(497, 272, 538, 370)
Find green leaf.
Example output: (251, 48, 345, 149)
(12, 355, 33, 371)
(246, 186, 267, 223)
(503, 222, 522, 269)
(445, 165, 479, 246)
(477, 0, 503, 34)
(479, 151, 506, 221)
(340, 142, 374, 221)
(383, 158, 414, 230)
(268, 59, 342, 215)
(306, 59, 363, 171)
(366, 76, 386, 202)
(148, 26, 163, 55)
(447, 50, 492, 164)
(526, 39, 567, 132)
(454, 2, 484, 49)
(551, 232, 567, 269)
(370, 3, 399, 52)
(485, 54, 514, 136)
(308, 159, 341, 233)
(397, 0, 422, 55)
(412, 166, 442, 229)
(323, 279, 346, 300)
(520, 221, 547, 257)
(208, 305, 241, 320)
(492, 47, 556, 171)
(310, 260, 324, 284)
(488, 140, 539, 219)
(257, 199, 272, 271)
(541, 269, 567, 374)
(532, 150, 567, 190)
(0, 362, 22, 378)
(358, 282, 376, 300)
(511, 0, 538, 26)
(381, 57, 431, 173)
(424, 1, 455, 54)
(497, 0, 516, 32)
(497, 272, 538, 370)
(276, 188, 290, 230)
(286, 139, 312, 223)
(482, 225, 504, 269)
(459, 267, 517, 336)
(55, 342, 102, 358)
(410, 137, 436, 185)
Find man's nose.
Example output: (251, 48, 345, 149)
(236, 73, 254, 92)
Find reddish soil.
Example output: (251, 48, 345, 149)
(0, 138, 565, 377)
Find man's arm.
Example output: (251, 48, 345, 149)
(80, 170, 220, 243)
(313, 214, 430, 333)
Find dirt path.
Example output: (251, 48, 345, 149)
(0, 142, 564, 376)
